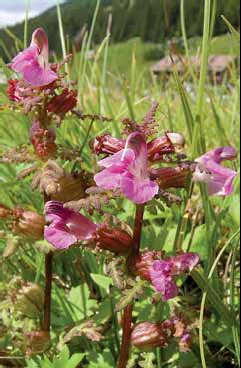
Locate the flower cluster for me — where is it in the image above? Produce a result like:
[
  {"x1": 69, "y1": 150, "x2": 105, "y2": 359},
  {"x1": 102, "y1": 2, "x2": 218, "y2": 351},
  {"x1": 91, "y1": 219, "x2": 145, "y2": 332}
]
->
[{"x1": 8, "y1": 28, "x2": 77, "y2": 161}]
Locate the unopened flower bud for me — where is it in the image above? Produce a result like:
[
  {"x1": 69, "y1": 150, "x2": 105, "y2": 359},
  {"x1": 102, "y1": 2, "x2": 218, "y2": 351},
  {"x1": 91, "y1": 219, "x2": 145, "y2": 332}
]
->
[
  {"x1": 131, "y1": 322, "x2": 169, "y2": 349},
  {"x1": 25, "y1": 330, "x2": 51, "y2": 354},
  {"x1": 30, "y1": 121, "x2": 57, "y2": 160},
  {"x1": 179, "y1": 333, "x2": 191, "y2": 352},
  {"x1": 13, "y1": 282, "x2": 44, "y2": 318},
  {"x1": 167, "y1": 133, "x2": 185, "y2": 147},
  {"x1": 47, "y1": 88, "x2": 77, "y2": 116},
  {"x1": 147, "y1": 134, "x2": 175, "y2": 161},
  {"x1": 128, "y1": 251, "x2": 163, "y2": 280},
  {"x1": 93, "y1": 134, "x2": 125, "y2": 155},
  {"x1": 150, "y1": 166, "x2": 191, "y2": 190},
  {"x1": 7, "y1": 79, "x2": 24, "y2": 103},
  {"x1": 12, "y1": 210, "x2": 45, "y2": 241},
  {"x1": 96, "y1": 224, "x2": 133, "y2": 255},
  {"x1": 51, "y1": 172, "x2": 93, "y2": 203}
]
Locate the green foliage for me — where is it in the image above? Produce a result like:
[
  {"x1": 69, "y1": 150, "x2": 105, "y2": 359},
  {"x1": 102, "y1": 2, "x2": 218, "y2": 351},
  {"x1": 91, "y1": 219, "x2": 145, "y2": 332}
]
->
[
  {"x1": 0, "y1": 3, "x2": 240, "y2": 368},
  {"x1": 26, "y1": 346, "x2": 85, "y2": 368}
]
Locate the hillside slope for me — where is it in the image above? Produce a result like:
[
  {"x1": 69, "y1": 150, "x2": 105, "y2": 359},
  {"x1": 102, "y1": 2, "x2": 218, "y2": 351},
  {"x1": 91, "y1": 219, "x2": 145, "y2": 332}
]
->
[{"x1": 0, "y1": 0, "x2": 240, "y2": 61}]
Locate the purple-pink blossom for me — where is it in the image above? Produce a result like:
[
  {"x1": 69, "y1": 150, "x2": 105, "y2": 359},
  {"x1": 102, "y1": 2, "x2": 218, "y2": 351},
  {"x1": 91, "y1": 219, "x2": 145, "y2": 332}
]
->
[
  {"x1": 193, "y1": 147, "x2": 238, "y2": 196},
  {"x1": 11, "y1": 28, "x2": 57, "y2": 87},
  {"x1": 94, "y1": 132, "x2": 159, "y2": 204},
  {"x1": 44, "y1": 201, "x2": 97, "y2": 249},
  {"x1": 150, "y1": 253, "x2": 200, "y2": 301}
]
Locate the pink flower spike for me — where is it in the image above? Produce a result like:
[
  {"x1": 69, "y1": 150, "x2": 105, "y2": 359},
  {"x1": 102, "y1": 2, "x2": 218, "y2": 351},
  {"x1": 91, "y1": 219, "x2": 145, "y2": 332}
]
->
[
  {"x1": 11, "y1": 28, "x2": 57, "y2": 87},
  {"x1": 94, "y1": 132, "x2": 159, "y2": 204},
  {"x1": 44, "y1": 201, "x2": 97, "y2": 249},
  {"x1": 150, "y1": 253, "x2": 199, "y2": 301},
  {"x1": 193, "y1": 147, "x2": 238, "y2": 196}
]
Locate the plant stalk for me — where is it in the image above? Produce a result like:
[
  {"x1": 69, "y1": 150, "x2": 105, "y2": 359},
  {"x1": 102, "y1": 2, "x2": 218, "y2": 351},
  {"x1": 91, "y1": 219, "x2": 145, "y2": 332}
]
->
[
  {"x1": 43, "y1": 194, "x2": 53, "y2": 333},
  {"x1": 118, "y1": 204, "x2": 145, "y2": 368},
  {"x1": 42, "y1": 251, "x2": 53, "y2": 332}
]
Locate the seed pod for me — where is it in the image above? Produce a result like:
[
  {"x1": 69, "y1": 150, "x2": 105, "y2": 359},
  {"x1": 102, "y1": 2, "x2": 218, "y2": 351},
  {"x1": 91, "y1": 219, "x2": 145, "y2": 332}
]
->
[
  {"x1": 25, "y1": 330, "x2": 51, "y2": 354},
  {"x1": 13, "y1": 282, "x2": 44, "y2": 318},
  {"x1": 131, "y1": 322, "x2": 169, "y2": 349},
  {"x1": 12, "y1": 210, "x2": 45, "y2": 241},
  {"x1": 51, "y1": 172, "x2": 93, "y2": 203},
  {"x1": 96, "y1": 224, "x2": 133, "y2": 255}
]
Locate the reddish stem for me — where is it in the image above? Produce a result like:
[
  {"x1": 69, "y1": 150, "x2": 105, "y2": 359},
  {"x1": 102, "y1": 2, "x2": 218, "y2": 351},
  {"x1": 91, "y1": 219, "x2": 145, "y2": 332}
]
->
[
  {"x1": 133, "y1": 204, "x2": 145, "y2": 255},
  {"x1": 118, "y1": 204, "x2": 145, "y2": 368},
  {"x1": 42, "y1": 252, "x2": 53, "y2": 332},
  {"x1": 42, "y1": 194, "x2": 53, "y2": 333},
  {"x1": 117, "y1": 304, "x2": 134, "y2": 368}
]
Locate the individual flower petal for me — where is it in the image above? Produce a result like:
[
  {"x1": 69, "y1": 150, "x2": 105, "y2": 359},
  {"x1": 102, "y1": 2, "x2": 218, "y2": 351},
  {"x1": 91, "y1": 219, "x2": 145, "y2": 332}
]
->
[
  {"x1": 193, "y1": 147, "x2": 238, "y2": 196},
  {"x1": 197, "y1": 147, "x2": 237, "y2": 165},
  {"x1": 168, "y1": 253, "x2": 200, "y2": 274},
  {"x1": 11, "y1": 28, "x2": 57, "y2": 87},
  {"x1": 44, "y1": 201, "x2": 97, "y2": 249},
  {"x1": 121, "y1": 175, "x2": 159, "y2": 204},
  {"x1": 94, "y1": 132, "x2": 158, "y2": 204}
]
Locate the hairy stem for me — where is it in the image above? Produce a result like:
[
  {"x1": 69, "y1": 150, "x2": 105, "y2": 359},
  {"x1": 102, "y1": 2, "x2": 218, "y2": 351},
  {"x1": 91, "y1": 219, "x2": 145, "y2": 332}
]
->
[
  {"x1": 118, "y1": 204, "x2": 145, "y2": 368},
  {"x1": 42, "y1": 251, "x2": 53, "y2": 332}
]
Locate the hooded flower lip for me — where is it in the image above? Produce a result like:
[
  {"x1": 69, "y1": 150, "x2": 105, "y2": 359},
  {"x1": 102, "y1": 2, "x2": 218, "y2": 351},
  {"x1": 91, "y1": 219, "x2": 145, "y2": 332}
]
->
[
  {"x1": 94, "y1": 132, "x2": 159, "y2": 204},
  {"x1": 150, "y1": 253, "x2": 199, "y2": 301},
  {"x1": 11, "y1": 28, "x2": 58, "y2": 88},
  {"x1": 44, "y1": 201, "x2": 97, "y2": 249},
  {"x1": 193, "y1": 147, "x2": 238, "y2": 196}
]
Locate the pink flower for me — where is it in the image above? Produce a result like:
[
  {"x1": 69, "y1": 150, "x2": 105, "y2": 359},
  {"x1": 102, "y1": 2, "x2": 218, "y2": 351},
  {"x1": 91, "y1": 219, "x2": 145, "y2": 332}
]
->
[
  {"x1": 44, "y1": 201, "x2": 97, "y2": 249},
  {"x1": 193, "y1": 147, "x2": 238, "y2": 196},
  {"x1": 150, "y1": 253, "x2": 199, "y2": 301},
  {"x1": 94, "y1": 132, "x2": 159, "y2": 204},
  {"x1": 11, "y1": 28, "x2": 57, "y2": 87}
]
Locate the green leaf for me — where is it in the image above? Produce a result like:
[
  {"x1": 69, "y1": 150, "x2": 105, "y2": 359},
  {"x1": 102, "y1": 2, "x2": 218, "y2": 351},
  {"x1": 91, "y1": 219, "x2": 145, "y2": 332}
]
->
[
  {"x1": 68, "y1": 284, "x2": 97, "y2": 321},
  {"x1": 192, "y1": 268, "x2": 237, "y2": 327},
  {"x1": 91, "y1": 273, "x2": 113, "y2": 291},
  {"x1": 221, "y1": 15, "x2": 240, "y2": 44}
]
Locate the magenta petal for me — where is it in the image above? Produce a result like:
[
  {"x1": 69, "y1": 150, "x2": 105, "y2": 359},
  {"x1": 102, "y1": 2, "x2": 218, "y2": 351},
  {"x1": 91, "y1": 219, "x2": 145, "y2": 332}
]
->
[
  {"x1": 150, "y1": 263, "x2": 179, "y2": 301},
  {"x1": 44, "y1": 201, "x2": 97, "y2": 249},
  {"x1": 197, "y1": 147, "x2": 237, "y2": 164},
  {"x1": 94, "y1": 165, "x2": 127, "y2": 190},
  {"x1": 10, "y1": 29, "x2": 58, "y2": 87},
  {"x1": 98, "y1": 149, "x2": 135, "y2": 168},
  {"x1": 194, "y1": 146, "x2": 238, "y2": 197},
  {"x1": 44, "y1": 223, "x2": 78, "y2": 249},
  {"x1": 121, "y1": 175, "x2": 159, "y2": 204},
  {"x1": 169, "y1": 253, "x2": 200, "y2": 274},
  {"x1": 22, "y1": 60, "x2": 57, "y2": 87},
  {"x1": 11, "y1": 46, "x2": 38, "y2": 73}
]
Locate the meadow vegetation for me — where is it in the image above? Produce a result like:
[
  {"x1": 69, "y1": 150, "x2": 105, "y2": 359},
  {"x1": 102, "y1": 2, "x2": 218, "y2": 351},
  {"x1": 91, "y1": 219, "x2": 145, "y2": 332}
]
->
[{"x1": 0, "y1": 1, "x2": 240, "y2": 368}]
